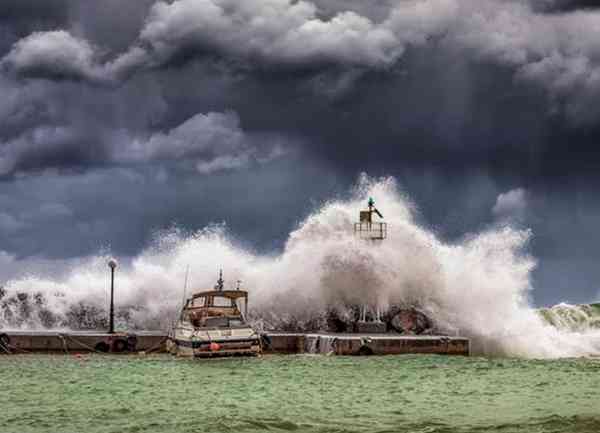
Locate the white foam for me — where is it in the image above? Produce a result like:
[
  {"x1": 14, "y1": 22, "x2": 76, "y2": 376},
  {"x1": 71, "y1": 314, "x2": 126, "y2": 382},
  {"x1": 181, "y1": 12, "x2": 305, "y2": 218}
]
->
[{"x1": 2, "y1": 174, "x2": 600, "y2": 358}]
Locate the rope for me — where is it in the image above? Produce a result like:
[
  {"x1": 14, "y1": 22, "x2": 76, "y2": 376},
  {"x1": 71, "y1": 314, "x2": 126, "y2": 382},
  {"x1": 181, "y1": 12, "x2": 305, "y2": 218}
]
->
[
  {"x1": 0, "y1": 334, "x2": 11, "y2": 354},
  {"x1": 259, "y1": 333, "x2": 273, "y2": 352},
  {"x1": 6, "y1": 344, "x2": 33, "y2": 354},
  {"x1": 143, "y1": 337, "x2": 168, "y2": 354},
  {"x1": 64, "y1": 333, "x2": 168, "y2": 354},
  {"x1": 0, "y1": 341, "x2": 11, "y2": 355},
  {"x1": 62, "y1": 334, "x2": 108, "y2": 354},
  {"x1": 57, "y1": 334, "x2": 69, "y2": 354}
]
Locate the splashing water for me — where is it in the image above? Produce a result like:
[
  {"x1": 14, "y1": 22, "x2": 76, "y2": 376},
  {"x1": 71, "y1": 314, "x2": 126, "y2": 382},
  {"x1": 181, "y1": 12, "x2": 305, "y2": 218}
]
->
[
  {"x1": 539, "y1": 303, "x2": 600, "y2": 332},
  {"x1": 2, "y1": 175, "x2": 600, "y2": 358}
]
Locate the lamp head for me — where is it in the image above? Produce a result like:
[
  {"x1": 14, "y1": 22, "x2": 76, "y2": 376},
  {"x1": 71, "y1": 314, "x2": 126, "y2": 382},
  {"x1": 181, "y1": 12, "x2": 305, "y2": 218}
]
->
[{"x1": 108, "y1": 258, "x2": 118, "y2": 270}]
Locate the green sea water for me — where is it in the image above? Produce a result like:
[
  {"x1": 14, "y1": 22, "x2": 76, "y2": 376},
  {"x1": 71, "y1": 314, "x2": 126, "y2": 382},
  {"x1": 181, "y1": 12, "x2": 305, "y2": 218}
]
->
[{"x1": 1, "y1": 354, "x2": 599, "y2": 433}]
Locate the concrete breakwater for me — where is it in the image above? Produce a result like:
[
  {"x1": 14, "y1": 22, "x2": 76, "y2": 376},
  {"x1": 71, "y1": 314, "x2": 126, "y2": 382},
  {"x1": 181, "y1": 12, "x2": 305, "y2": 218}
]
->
[
  {"x1": 265, "y1": 333, "x2": 469, "y2": 356},
  {"x1": 0, "y1": 331, "x2": 167, "y2": 354},
  {"x1": 1, "y1": 331, "x2": 469, "y2": 356}
]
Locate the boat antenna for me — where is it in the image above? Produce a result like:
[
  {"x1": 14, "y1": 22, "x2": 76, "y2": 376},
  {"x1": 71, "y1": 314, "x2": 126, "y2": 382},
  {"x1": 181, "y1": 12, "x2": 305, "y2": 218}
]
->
[
  {"x1": 177, "y1": 265, "x2": 190, "y2": 321},
  {"x1": 169, "y1": 265, "x2": 190, "y2": 330},
  {"x1": 181, "y1": 265, "x2": 190, "y2": 305},
  {"x1": 236, "y1": 280, "x2": 241, "y2": 291},
  {"x1": 215, "y1": 269, "x2": 224, "y2": 291}
]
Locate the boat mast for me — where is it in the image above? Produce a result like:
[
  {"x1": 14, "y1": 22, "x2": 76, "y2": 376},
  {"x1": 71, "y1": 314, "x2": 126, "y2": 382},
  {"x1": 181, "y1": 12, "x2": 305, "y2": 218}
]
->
[{"x1": 215, "y1": 269, "x2": 224, "y2": 291}]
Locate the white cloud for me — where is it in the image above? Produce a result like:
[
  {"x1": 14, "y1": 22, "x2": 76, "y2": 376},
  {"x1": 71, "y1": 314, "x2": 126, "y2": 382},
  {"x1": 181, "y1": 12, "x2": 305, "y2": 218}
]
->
[{"x1": 492, "y1": 188, "x2": 528, "y2": 222}]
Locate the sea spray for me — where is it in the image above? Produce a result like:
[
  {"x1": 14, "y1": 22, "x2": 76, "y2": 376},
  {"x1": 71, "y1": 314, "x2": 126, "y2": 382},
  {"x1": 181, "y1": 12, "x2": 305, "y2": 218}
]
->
[{"x1": 2, "y1": 175, "x2": 600, "y2": 358}]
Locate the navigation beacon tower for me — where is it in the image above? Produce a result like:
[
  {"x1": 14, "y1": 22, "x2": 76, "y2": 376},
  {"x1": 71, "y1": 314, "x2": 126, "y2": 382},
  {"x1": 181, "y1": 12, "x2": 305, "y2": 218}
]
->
[{"x1": 353, "y1": 197, "x2": 387, "y2": 333}]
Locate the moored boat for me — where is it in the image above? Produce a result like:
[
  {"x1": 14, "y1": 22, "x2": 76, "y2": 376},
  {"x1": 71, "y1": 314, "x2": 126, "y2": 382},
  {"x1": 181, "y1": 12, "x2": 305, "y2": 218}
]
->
[{"x1": 167, "y1": 271, "x2": 261, "y2": 357}]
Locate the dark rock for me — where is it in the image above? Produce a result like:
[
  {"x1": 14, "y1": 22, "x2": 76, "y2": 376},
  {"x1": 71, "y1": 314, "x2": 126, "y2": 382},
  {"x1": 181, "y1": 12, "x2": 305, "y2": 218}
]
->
[
  {"x1": 261, "y1": 304, "x2": 437, "y2": 335},
  {"x1": 326, "y1": 308, "x2": 351, "y2": 333},
  {"x1": 33, "y1": 292, "x2": 44, "y2": 306},
  {"x1": 65, "y1": 303, "x2": 107, "y2": 329},
  {"x1": 387, "y1": 307, "x2": 433, "y2": 335},
  {"x1": 38, "y1": 309, "x2": 57, "y2": 328}
]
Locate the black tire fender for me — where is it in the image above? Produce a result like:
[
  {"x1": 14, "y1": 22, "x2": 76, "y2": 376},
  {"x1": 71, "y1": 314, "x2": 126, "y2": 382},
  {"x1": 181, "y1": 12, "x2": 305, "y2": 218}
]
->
[
  {"x1": 112, "y1": 339, "x2": 127, "y2": 353},
  {"x1": 357, "y1": 345, "x2": 374, "y2": 356},
  {"x1": 0, "y1": 333, "x2": 10, "y2": 348},
  {"x1": 260, "y1": 334, "x2": 272, "y2": 349},
  {"x1": 95, "y1": 342, "x2": 110, "y2": 353},
  {"x1": 126, "y1": 334, "x2": 138, "y2": 351}
]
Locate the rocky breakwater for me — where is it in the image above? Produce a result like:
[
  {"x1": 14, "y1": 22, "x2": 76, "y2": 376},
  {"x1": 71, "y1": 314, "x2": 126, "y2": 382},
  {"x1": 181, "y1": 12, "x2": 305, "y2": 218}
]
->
[{"x1": 255, "y1": 304, "x2": 440, "y2": 335}]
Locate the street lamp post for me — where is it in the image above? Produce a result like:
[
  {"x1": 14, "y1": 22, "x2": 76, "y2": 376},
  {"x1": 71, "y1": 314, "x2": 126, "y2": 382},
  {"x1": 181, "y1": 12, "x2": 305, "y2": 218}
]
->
[{"x1": 108, "y1": 259, "x2": 117, "y2": 334}]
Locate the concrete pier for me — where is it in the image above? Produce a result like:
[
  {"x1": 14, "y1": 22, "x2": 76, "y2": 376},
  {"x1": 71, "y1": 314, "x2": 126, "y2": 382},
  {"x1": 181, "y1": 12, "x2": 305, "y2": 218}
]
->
[
  {"x1": 1, "y1": 331, "x2": 469, "y2": 356},
  {"x1": 262, "y1": 333, "x2": 469, "y2": 356},
  {"x1": 1, "y1": 331, "x2": 166, "y2": 354}
]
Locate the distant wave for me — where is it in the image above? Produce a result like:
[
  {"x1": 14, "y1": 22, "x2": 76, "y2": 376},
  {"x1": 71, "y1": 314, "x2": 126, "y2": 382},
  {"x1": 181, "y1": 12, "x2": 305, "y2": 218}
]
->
[{"x1": 539, "y1": 303, "x2": 600, "y2": 333}]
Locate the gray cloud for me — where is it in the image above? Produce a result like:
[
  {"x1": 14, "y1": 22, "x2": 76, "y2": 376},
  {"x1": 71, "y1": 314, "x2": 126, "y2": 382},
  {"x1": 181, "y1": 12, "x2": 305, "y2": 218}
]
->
[
  {"x1": 0, "y1": 123, "x2": 107, "y2": 177},
  {"x1": 114, "y1": 111, "x2": 289, "y2": 173},
  {"x1": 39, "y1": 202, "x2": 73, "y2": 219},
  {"x1": 0, "y1": 49, "x2": 294, "y2": 178},
  {"x1": 2, "y1": 30, "x2": 107, "y2": 83},
  {"x1": 0, "y1": 211, "x2": 24, "y2": 233},
  {"x1": 2, "y1": 0, "x2": 453, "y2": 75},
  {"x1": 4, "y1": 0, "x2": 600, "y2": 123}
]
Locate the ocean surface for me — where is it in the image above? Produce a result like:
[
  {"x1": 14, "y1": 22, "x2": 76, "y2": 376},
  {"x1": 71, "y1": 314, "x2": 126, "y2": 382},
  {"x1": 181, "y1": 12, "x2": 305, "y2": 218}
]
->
[{"x1": 1, "y1": 354, "x2": 599, "y2": 433}]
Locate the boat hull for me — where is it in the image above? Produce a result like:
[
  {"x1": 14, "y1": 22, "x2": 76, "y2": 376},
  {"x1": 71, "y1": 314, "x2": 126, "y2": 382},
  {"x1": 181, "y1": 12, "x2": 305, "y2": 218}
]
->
[
  {"x1": 167, "y1": 323, "x2": 262, "y2": 358},
  {"x1": 169, "y1": 337, "x2": 261, "y2": 357}
]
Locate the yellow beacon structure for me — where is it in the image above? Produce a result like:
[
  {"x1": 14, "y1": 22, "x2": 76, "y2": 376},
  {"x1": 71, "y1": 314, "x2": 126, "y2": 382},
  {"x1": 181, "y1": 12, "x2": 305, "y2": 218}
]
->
[{"x1": 354, "y1": 198, "x2": 387, "y2": 332}]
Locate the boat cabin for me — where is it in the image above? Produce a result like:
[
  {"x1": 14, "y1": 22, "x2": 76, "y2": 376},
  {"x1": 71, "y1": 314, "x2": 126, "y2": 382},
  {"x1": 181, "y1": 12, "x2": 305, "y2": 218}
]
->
[{"x1": 182, "y1": 289, "x2": 249, "y2": 329}]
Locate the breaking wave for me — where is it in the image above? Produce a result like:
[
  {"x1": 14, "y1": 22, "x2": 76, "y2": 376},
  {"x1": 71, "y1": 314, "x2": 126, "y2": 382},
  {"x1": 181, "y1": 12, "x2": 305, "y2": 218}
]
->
[
  {"x1": 2, "y1": 175, "x2": 600, "y2": 358},
  {"x1": 539, "y1": 303, "x2": 600, "y2": 333}
]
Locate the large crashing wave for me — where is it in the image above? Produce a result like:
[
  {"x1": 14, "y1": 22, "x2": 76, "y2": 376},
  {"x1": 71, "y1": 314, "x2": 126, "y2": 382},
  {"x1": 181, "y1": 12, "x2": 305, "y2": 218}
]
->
[{"x1": 2, "y1": 175, "x2": 600, "y2": 358}]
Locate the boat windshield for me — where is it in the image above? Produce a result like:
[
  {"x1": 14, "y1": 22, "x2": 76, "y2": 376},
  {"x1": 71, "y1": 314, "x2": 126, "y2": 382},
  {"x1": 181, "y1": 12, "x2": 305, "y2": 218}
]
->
[{"x1": 212, "y1": 297, "x2": 233, "y2": 307}]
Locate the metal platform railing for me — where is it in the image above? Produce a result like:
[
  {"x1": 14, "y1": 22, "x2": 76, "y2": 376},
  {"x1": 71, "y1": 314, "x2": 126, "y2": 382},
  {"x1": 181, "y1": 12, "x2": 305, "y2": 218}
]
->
[{"x1": 353, "y1": 222, "x2": 387, "y2": 240}]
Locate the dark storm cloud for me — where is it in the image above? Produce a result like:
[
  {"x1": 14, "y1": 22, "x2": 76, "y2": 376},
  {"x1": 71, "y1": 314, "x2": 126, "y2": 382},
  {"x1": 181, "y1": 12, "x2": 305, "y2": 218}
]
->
[
  {"x1": 0, "y1": 0, "x2": 69, "y2": 31},
  {"x1": 4, "y1": 0, "x2": 600, "y2": 125},
  {"x1": 2, "y1": 0, "x2": 600, "y2": 305},
  {"x1": 67, "y1": 0, "x2": 157, "y2": 52},
  {"x1": 0, "y1": 100, "x2": 290, "y2": 177},
  {"x1": 0, "y1": 157, "x2": 342, "y2": 258},
  {"x1": 0, "y1": 57, "x2": 290, "y2": 177},
  {"x1": 540, "y1": 1, "x2": 600, "y2": 12}
]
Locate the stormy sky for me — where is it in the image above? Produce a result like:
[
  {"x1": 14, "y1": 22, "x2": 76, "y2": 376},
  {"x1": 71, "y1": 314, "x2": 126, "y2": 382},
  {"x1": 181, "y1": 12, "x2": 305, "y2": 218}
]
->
[{"x1": 1, "y1": 0, "x2": 600, "y2": 306}]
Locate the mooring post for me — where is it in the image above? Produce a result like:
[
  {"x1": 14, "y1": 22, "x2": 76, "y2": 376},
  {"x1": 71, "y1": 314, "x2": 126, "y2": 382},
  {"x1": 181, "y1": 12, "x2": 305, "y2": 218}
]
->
[{"x1": 108, "y1": 259, "x2": 117, "y2": 334}]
